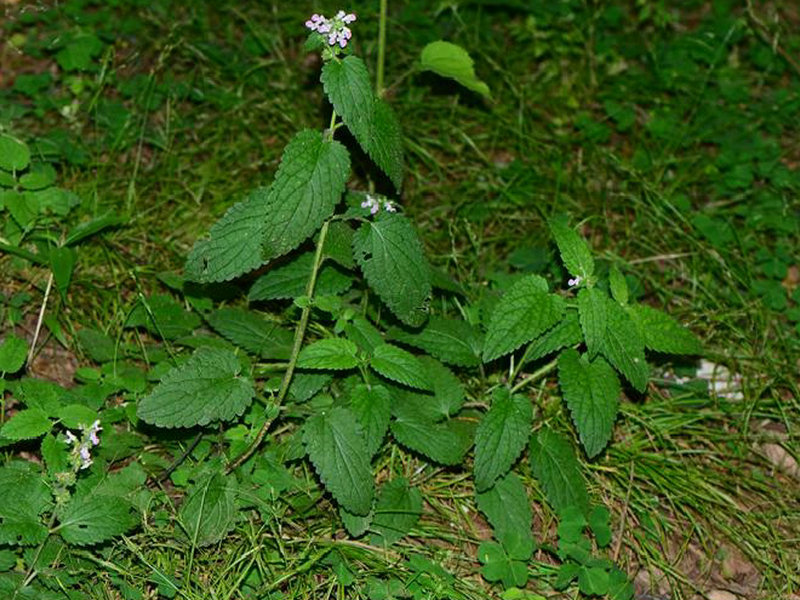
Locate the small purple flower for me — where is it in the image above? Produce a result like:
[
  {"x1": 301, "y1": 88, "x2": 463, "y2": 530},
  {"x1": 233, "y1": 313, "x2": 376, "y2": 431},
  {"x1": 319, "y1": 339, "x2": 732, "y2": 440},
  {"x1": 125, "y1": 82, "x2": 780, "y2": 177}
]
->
[
  {"x1": 65, "y1": 431, "x2": 78, "y2": 445},
  {"x1": 305, "y1": 10, "x2": 357, "y2": 48},
  {"x1": 78, "y1": 445, "x2": 92, "y2": 469},
  {"x1": 383, "y1": 201, "x2": 396, "y2": 213},
  {"x1": 88, "y1": 420, "x2": 102, "y2": 446},
  {"x1": 568, "y1": 276, "x2": 583, "y2": 287},
  {"x1": 305, "y1": 13, "x2": 325, "y2": 31}
]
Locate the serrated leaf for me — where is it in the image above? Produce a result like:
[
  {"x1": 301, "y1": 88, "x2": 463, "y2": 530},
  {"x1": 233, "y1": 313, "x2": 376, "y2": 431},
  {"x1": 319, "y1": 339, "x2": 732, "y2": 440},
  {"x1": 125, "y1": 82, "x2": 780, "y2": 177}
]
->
[
  {"x1": 420, "y1": 41, "x2": 491, "y2": 98},
  {"x1": 370, "y1": 343, "x2": 431, "y2": 390},
  {"x1": 549, "y1": 216, "x2": 594, "y2": 281},
  {"x1": 344, "y1": 316, "x2": 384, "y2": 353},
  {"x1": 371, "y1": 478, "x2": 422, "y2": 546},
  {"x1": 137, "y1": 347, "x2": 255, "y2": 428},
  {"x1": 262, "y1": 130, "x2": 350, "y2": 260},
  {"x1": 476, "y1": 473, "x2": 533, "y2": 559},
  {"x1": 390, "y1": 416, "x2": 473, "y2": 465},
  {"x1": 600, "y1": 298, "x2": 649, "y2": 392},
  {"x1": 340, "y1": 505, "x2": 372, "y2": 537},
  {"x1": 297, "y1": 338, "x2": 359, "y2": 370},
  {"x1": 523, "y1": 311, "x2": 583, "y2": 364},
  {"x1": 288, "y1": 372, "x2": 332, "y2": 403},
  {"x1": 418, "y1": 356, "x2": 464, "y2": 418},
  {"x1": 0, "y1": 334, "x2": 28, "y2": 373},
  {"x1": 179, "y1": 472, "x2": 236, "y2": 546},
  {"x1": 558, "y1": 349, "x2": 620, "y2": 458},
  {"x1": 323, "y1": 220, "x2": 355, "y2": 268},
  {"x1": 353, "y1": 213, "x2": 430, "y2": 327},
  {"x1": 321, "y1": 56, "x2": 404, "y2": 190},
  {"x1": 0, "y1": 466, "x2": 50, "y2": 545},
  {"x1": 126, "y1": 293, "x2": 201, "y2": 340},
  {"x1": 303, "y1": 407, "x2": 374, "y2": 515},
  {"x1": 185, "y1": 187, "x2": 271, "y2": 283},
  {"x1": 577, "y1": 287, "x2": 606, "y2": 358},
  {"x1": 483, "y1": 275, "x2": 565, "y2": 362},
  {"x1": 474, "y1": 389, "x2": 532, "y2": 491},
  {"x1": 248, "y1": 251, "x2": 352, "y2": 301},
  {"x1": 41, "y1": 434, "x2": 68, "y2": 476},
  {"x1": 76, "y1": 328, "x2": 115, "y2": 363},
  {"x1": 58, "y1": 494, "x2": 137, "y2": 546},
  {"x1": 207, "y1": 308, "x2": 293, "y2": 359},
  {"x1": 0, "y1": 409, "x2": 52, "y2": 440},
  {"x1": 608, "y1": 266, "x2": 628, "y2": 305},
  {"x1": 529, "y1": 427, "x2": 589, "y2": 515},
  {"x1": 627, "y1": 304, "x2": 702, "y2": 355},
  {"x1": 349, "y1": 383, "x2": 391, "y2": 457},
  {"x1": 0, "y1": 135, "x2": 30, "y2": 171},
  {"x1": 387, "y1": 317, "x2": 483, "y2": 367}
]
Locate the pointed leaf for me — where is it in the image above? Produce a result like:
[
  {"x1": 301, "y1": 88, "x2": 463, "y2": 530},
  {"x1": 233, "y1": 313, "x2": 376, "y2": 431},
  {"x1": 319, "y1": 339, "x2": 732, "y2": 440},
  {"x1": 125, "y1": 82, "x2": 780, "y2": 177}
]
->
[
  {"x1": 58, "y1": 494, "x2": 137, "y2": 546},
  {"x1": 600, "y1": 297, "x2": 649, "y2": 392},
  {"x1": 0, "y1": 334, "x2": 28, "y2": 373},
  {"x1": 353, "y1": 213, "x2": 430, "y2": 327},
  {"x1": 483, "y1": 275, "x2": 565, "y2": 362},
  {"x1": 207, "y1": 308, "x2": 293, "y2": 359},
  {"x1": 627, "y1": 304, "x2": 702, "y2": 355},
  {"x1": 577, "y1": 287, "x2": 606, "y2": 358},
  {"x1": 608, "y1": 266, "x2": 629, "y2": 305},
  {"x1": 390, "y1": 416, "x2": 473, "y2": 466},
  {"x1": 349, "y1": 383, "x2": 391, "y2": 457},
  {"x1": 137, "y1": 347, "x2": 255, "y2": 428},
  {"x1": 549, "y1": 216, "x2": 594, "y2": 281},
  {"x1": 262, "y1": 130, "x2": 350, "y2": 259},
  {"x1": 558, "y1": 349, "x2": 620, "y2": 458},
  {"x1": 474, "y1": 389, "x2": 532, "y2": 491},
  {"x1": 185, "y1": 187, "x2": 271, "y2": 283},
  {"x1": 303, "y1": 407, "x2": 374, "y2": 515},
  {"x1": 0, "y1": 135, "x2": 30, "y2": 171},
  {"x1": 0, "y1": 409, "x2": 52, "y2": 440},
  {"x1": 0, "y1": 466, "x2": 51, "y2": 546},
  {"x1": 179, "y1": 472, "x2": 236, "y2": 546},
  {"x1": 247, "y1": 251, "x2": 352, "y2": 301},
  {"x1": 529, "y1": 427, "x2": 589, "y2": 514},
  {"x1": 387, "y1": 316, "x2": 483, "y2": 367},
  {"x1": 419, "y1": 41, "x2": 491, "y2": 98},
  {"x1": 523, "y1": 311, "x2": 582, "y2": 364},
  {"x1": 370, "y1": 343, "x2": 431, "y2": 390},
  {"x1": 297, "y1": 338, "x2": 359, "y2": 370},
  {"x1": 371, "y1": 478, "x2": 422, "y2": 546}
]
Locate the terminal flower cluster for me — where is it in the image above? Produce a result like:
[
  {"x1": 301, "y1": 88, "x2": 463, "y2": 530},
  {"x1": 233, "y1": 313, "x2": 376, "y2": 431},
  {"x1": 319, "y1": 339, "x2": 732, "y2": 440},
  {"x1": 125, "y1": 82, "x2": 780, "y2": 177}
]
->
[
  {"x1": 305, "y1": 11, "x2": 356, "y2": 48},
  {"x1": 64, "y1": 419, "x2": 102, "y2": 470},
  {"x1": 361, "y1": 193, "x2": 397, "y2": 215}
]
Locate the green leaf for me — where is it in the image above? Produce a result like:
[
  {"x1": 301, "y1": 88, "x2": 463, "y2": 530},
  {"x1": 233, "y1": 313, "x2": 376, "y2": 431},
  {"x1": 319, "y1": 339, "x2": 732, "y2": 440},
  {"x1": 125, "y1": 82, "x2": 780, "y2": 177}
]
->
[
  {"x1": 262, "y1": 130, "x2": 350, "y2": 260},
  {"x1": 0, "y1": 334, "x2": 28, "y2": 373},
  {"x1": 549, "y1": 216, "x2": 594, "y2": 282},
  {"x1": 419, "y1": 356, "x2": 464, "y2": 418},
  {"x1": 179, "y1": 472, "x2": 236, "y2": 546},
  {"x1": 349, "y1": 383, "x2": 391, "y2": 457},
  {"x1": 608, "y1": 567, "x2": 634, "y2": 600},
  {"x1": 352, "y1": 213, "x2": 430, "y2": 327},
  {"x1": 608, "y1": 266, "x2": 629, "y2": 305},
  {"x1": 55, "y1": 404, "x2": 99, "y2": 429},
  {"x1": 49, "y1": 246, "x2": 76, "y2": 300},
  {"x1": 19, "y1": 163, "x2": 55, "y2": 190},
  {"x1": 588, "y1": 505, "x2": 612, "y2": 548},
  {"x1": 577, "y1": 287, "x2": 606, "y2": 358},
  {"x1": 558, "y1": 349, "x2": 620, "y2": 458},
  {"x1": 600, "y1": 298, "x2": 649, "y2": 392},
  {"x1": 0, "y1": 135, "x2": 30, "y2": 172},
  {"x1": 340, "y1": 505, "x2": 372, "y2": 538},
  {"x1": 137, "y1": 347, "x2": 255, "y2": 428},
  {"x1": 343, "y1": 316, "x2": 384, "y2": 353},
  {"x1": 0, "y1": 465, "x2": 50, "y2": 546},
  {"x1": 58, "y1": 494, "x2": 137, "y2": 546},
  {"x1": 321, "y1": 56, "x2": 404, "y2": 190},
  {"x1": 5, "y1": 191, "x2": 38, "y2": 229},
  {"x1": 627, "y1": 304, "x2": 702, "y2": 355},
  {"x1": 185, "y1": 187, "x2": 271, "y2": 283},
  {"x1": 523, "y1": 311, "x2": 583, "y2": 364},
  {"x1": 474, "y1": 389, "x2": 532, "y2": 491},
  {"x1": 369, "y1": 343, "x2": 431, "y2": 390},
  {"x1": 529, "y1": 427, "x2": 589, "y2": 514},
  {"x1": 478, "y1": 542, "x2": 528, "y2": 589},
  {"x1": 419, "y1": 41, "x2": 491, "y2": 99},
  {"x1": 475, "y1": 473, "x2": 533, "y2": 559},
  {"x1": 303, "y1": 407, "x2": 374, "y2": 516},
  {"x1": 207, "y1": 308, "x2": 293, "y2": 359},
  {"x1": 390, "y1": 416, "x2": 473, "y2": 466},
  {"x1": 483, "y1": 275, "x2": 565, "y2": 362},
  {"x1": 297, "y1": 338, "x2": 359, "y2": 370},
  {"x1": 65, "y1": 214, "x2": 125, "y2": 246},
  {"x1": 323, "y1": 220, "x2": 355, "y2": 268},
  {"x1": 370, "y1": 478, "x2": 422, "y2": 546},
  {"x1": 126, "y1": 293, "x2": 201, "y2": 340},
  {"x1": 55, "y1": 34, "x2": 103, "y2": 71},
  {"x1": 387, "y1": 317, "x2": 483, "y2": 367},
  {"x1": 41, "y1": 434, "x2": 68, "y2": 476},
  {"x1": 76, "y1": 328, "x2": 115, "y2": 363},
  {"x1": 0, "y1": 409, "x2": 51, "y2": 440},
  {"x1": 578, "y1": 566, "x2": 610, "y2": 596},
  {"x1": 248, "y1": 251, "x2": 352, "y2": 301}
]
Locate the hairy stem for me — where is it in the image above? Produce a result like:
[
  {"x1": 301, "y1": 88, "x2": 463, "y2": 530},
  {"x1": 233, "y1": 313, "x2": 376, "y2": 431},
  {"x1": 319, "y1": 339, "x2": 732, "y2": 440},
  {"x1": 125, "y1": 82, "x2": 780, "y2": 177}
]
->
[
  {"x1": 509, "y1": 358, "x2": 558, "y2": 394},
  {"x1": 226, "y1": 220, "x2": 331, "y2": 473},
  {"x1": 376, "y1": 0, "x2": 388, "y2": 96}
]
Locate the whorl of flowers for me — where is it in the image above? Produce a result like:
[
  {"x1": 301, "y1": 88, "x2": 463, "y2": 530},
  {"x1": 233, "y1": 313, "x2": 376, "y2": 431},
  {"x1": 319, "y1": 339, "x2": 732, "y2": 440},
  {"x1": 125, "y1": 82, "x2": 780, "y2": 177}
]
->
[
  {"x1": 305, "y1": 10, "x2": 356, "y2": 48},
  {"x1": 361, "y1": 193, "x2": 397, "y2": 215},
  {"x1": 64, "y1": 419, "x2": 102, "y2": 470}
]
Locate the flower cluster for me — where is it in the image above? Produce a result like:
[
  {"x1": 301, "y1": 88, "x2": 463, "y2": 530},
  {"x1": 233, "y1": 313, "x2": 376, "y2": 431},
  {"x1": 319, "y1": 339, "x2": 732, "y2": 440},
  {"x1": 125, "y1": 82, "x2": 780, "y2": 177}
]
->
[
  {"x1": 64, "y1": 419, "x2": 102, "y2": 470},
  {"x1": 568, "y1": 276, "x2": 583, "y2": 287},
  {"x1": 361, "y1": 193, "x2": 397, "y2": 215},
  {"x1": 305, "y1": 11, "x2": 356, "y2": 48}
]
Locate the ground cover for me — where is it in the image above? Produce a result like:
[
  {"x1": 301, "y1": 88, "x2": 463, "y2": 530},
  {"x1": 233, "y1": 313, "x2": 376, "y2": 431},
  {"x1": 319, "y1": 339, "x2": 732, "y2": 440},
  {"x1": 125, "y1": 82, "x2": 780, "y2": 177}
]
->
[{"x1": 0, "y1": 1, "x2": 798, "y2": 599}]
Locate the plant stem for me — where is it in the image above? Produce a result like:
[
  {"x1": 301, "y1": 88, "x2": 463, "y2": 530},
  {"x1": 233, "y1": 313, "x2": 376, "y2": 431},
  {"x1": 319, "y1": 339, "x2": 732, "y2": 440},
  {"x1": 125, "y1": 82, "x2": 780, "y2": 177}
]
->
[
  {"x1": 509, "y1": 358, "x2": 558, "y2": 394},
  {"x1": 376, "y1": 0, "x2": 388, "y2": 97},
  {"x1": 226, "y1": 220, "x2": 331, "y2": 473}
]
